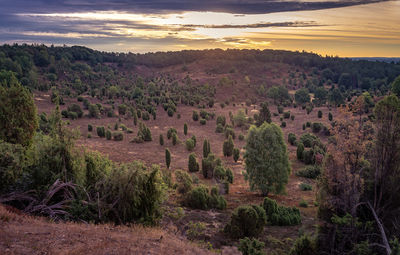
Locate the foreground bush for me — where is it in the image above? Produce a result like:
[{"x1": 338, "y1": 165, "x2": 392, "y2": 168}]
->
[
  {"x1": 262, "y1": 197, "x2": 301, "y2": 226},
  {"x1": 96, "y1": 162, "x2": 165, "y2": 225},
  {"x1": 238, "y1": 237, "x2": 266, "y2": 255},
  {"x1": 289, "y1": 234, "x2": 317, "y2": 255},
  {"x1": 224, "y1": 204, "x2": 266, "y2": 238}
]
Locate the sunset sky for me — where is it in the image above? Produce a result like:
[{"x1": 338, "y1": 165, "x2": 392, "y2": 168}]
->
[{"x1": 0, "y1": 0, "x2": 399, "y2": 57}]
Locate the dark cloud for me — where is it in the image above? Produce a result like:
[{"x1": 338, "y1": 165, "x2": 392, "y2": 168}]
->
[{"x1": 0, "y1": 0, "x2": 388, "y2": 14}]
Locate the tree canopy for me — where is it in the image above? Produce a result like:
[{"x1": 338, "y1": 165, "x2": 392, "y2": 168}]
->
[{"x1": 244, "y1": 122, "x2": 291, "y2": 195}]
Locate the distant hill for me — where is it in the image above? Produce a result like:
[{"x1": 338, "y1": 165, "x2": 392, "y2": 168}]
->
[{"x1": 351, "y1": 57, "x2": 400, "y2": 63}]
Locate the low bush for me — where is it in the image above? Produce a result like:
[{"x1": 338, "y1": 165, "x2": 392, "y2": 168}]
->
[
  {"x1": 262, "y1": 197, "x2": 301, "y2": 226},
  {"x1": 299, "y1": 199, "x2": 308, "y2": 208},
  {"x1": 296, "y1": 165, "x2": 321, "y2": 179},
  {"x1": 289, "y1": 234, "x2": 317, "y2": 255},
  {"x1": 185, "y1": 138, "x2": 195, "y2": 151},
  {"x1": 224, "y1": 205, "x2": 267, "y2": 238},
  {"x1": 175, "y1": 170, "x2": 193, "y2": 194},
  {"x1": 239, "y1": 134, "x2": 245, "y2": 141},
  {"x1": 238, "y1": 237, "x2": 266, "y2": 255},
  {"x1": 216, "y1": 122, "x2": 224, "y2": 133},
  {"x1": 188, "y1": 153, "x2": 199, "y2": 172},
  {"x1": 96, "y1": 126, "x2": 105, "y2": 137},
  {"x1": 113, "y1": 131, "x2": 123, "y2": 141},
  {"x1": 184, "y1": 185, "x2": 226, "y2": 210},
  {"x1": 288, "y1": 133, "x2": 297, "y2": 145},
  {"x1": 106, "y1": 130, "x2": 112, "y2": 140},
  {"x1": 200, "y1": 119, "x2": 207, "y2": 125},
  {"x1": 299, "y1": 183, "x2": 312, "y2": 191},
  {"x1": 192, "y1": 111, "x2": 199, "y2": 121},
  {"x1": 88, "y1": 124, "x2": 93, "y2": 132},
  {"x1": 202, "y1": 153, "x2": 222, "y2": 179},
  {"x1": 233, "y1": 148, "x2": 240, "y2": 162}
]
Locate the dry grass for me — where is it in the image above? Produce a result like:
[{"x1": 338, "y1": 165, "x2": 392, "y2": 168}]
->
[{"x1": 0, "y1": 205, "x2": 214, "y2": 255}]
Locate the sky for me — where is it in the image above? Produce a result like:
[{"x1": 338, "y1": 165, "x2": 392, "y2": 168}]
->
[{"x1": 0, "y1": 0, "x2": 399, "y2": 57}]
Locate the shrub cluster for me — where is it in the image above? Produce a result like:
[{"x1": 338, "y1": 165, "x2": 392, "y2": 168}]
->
[
  {"x1": 184, "y1": 185, "x2": 226, "y2": 210},
  {"x1": 262, "y1": 197, "x2": 301, "y2": 226},
  {"x1": 296, "y1": 165, "x2": 321, "y2": 179}
]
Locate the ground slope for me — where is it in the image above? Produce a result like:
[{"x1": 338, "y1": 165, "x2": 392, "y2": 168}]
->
[{"x1": 0, "y1": 205, "x2": 214, "y2": 255}]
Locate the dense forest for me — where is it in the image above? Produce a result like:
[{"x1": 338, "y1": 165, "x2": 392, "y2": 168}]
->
[{"x1": 1, "y1": 44, "x2": 400, "y2": 255}]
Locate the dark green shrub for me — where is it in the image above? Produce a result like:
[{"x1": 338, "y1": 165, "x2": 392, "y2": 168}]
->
[
  {"x1": 226, "y1": 168, "x2": 234, "y2": 184},
  {"x1": 106, "y1": 130, "x2": 112, "y2": 140},
  {"x1": 97, "y1": 162, "x2": 164, "y2": 225},
  {"x1": 296, "y1": 165, "x2": 321, "y2": 179},
  {"x1": 0, "y1": 142, "x2": 27, "y2": 193},
  {"x1": 277, "y1": 105, "x2": 284, "y2": 114},
  {"x1": 97, "y1": 126, "x2": 105, "y2": 137},
  {"x1": 172, "y1": 133, "x2": 179, "y2": 145},
  {"x1": 188, "y1": 153, "x2": 199, "y2": 172},
  {"x1": 224, "y1": 127, "x2": 236, "y2": 139},
  {"x1": 216, "y1": 123, "x2": 224, "y2": 133},
  {"x1": 217, "y1": 115, "x2": 226, "y2": 126},
  {"x1": 88, "y1": 104, "x2": 100, "y2": 118},
  {"x1": 283, "y1": 111, "x2": 291, "y2": 119},
  {"x1": 61, "y1": 109, "x2": 69, "y2": 118},
  {"x1": 296, "y1": 142, "x2": 304, "y2": 161},
  {"x1": 113, "y1": 131, "x2": 123, "y2": 141},
  {"x1": 185, "y1": 186, "x2": 209, "y2": 210},
  {"x1": 306, "y1": 122, "x2": 311, "y2": 128},
  {"x1": 299, "y1": 199, "x2": 308, "y2": 208},
  {"x1": 288, "y1": 133, "x2": 296, "y2": 145},
  {"x1": 224, "y1": 205, "x2": 267, "y2": 238},
  {"x1": 68, "y1": 104, "x2": 83, "y2": 118},
  {"x1": 175, "y1": 170, "x2": 192, "y2": 194},
  {"x1": 159, "y1": 134, "x2": 164, "y2": 146},
  {"x1": 223, "y1": 135, "x2": 234, "y2": 157},
  {"x1": 118, "y1": 104, "x2": 127, "y2": 115},
  {"x1": 114, "y1": 122, "x2": 119, "y2": 130},
  {"x1": 167, "y1": 108, "x2": 174, "y2": 117},
  {"x1": 328, "y1": 112, "x2": 333, "y2": 121},
  {"x1": 185, "y1": 138, "x2": 195, "y2": 151},
  {"x1": 302, "y1": 149, "x2": 314, "y2": 165},
  {"x1": 281, "y1": 121, "x2": 286, "y2": 128},
  {"x1": 239, "y1": 134, "x2": 245, "y2": 141},
  {"x1": 184, "y1": 123, "x2": 188, "y2": 135},
  {"x1": 214, "y1": 166, "x2": 226, "y2": 181},
  {"x1": 167, "y1": 128, "x2": 177, "y2": 139},
  {"x1": 289, "y1": 234, "x2": 317, "y2": 255},
  {"x1": 262, "y1": 197, "x2": 301, "y2": 226},
  {"x1": 202, "y1": 153, "x2": 222, "y2": 179},
  {"x1": 165, "y1": 148, "x2": 171, "y2": 169},
  {"x1": 68, "y1": 111, "x2": 78, "y2": 120},
  {"x1": 203, "y1": 139, "x2": 211, "y2": 158},
  {"x1": 192, "y1": 111, "x2": 199, "y2": 121},
  {"x1": 238, "y1": 237, "x2": 265, "y2": 255},
  {"x1": 317, "y1": 110, "x2": 322, "y2": 118},
  {"x1": 142, "y1": 111, "x2": 150, "y2": 120},
  {"x1": 209, "y1": 187, "x2": 227, "y2": 210},
  {"x1": 311, "y1": 122, "x2": 322, "y2": 133},
  {"x1": 200, "y1": 119, "x2": 206, "y2": 125},
  {"x1": 137, "y1": 122, "x2": 152, "y2": 141},
  {"x1": 299, "y1": 133, "x2": 318, "y2": 148},
  {"x1": 299, "y1": 183, "x2": 312, "y2": 191},
  {"x1": 233, "y1": 148, "x2": 240, "y2": 162},
  {"x1": 88, "y1": 124, "x2": 93, "y2": 132},
  {"x1": 191, "y1": 135, "x2": 196, "y2": 147},
  {"x1": 302, "y1": 124, "x2": 306, "y2": 130}
]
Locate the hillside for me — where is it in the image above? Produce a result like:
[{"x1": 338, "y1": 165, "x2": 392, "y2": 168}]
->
[
  {"x1": 0, "y1": 205, "x2": 217, "y2": 255},
  {"x1": 1, "y1": 45, "x2": 400, "y2": 254}
]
